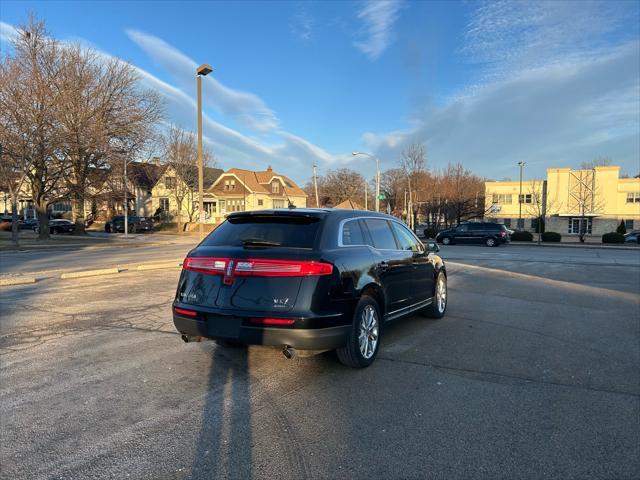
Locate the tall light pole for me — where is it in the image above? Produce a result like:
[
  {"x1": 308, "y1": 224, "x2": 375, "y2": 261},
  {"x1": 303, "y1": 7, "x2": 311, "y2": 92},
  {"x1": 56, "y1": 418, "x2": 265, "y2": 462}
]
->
[
  {"x1": 196, "y1": 64, "x2": 213, "y2": 239},
  {"x1": 312, "y1": 162, "x2": 320, "y2": 208},
  {"x1": 518, "y1": 161, "x2": 526, "y2": 229},
  {"x1": 352, "y1": 151, "x2": 380, "y2": 212}
]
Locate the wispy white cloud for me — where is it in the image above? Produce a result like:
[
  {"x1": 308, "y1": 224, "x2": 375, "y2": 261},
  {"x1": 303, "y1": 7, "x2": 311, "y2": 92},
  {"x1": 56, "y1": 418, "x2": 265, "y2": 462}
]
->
[
  {"x1": 363, "y1": 40, "x2": 640, "y2": 177},
  {"x1": 0, "y1": 21, "x2": 19, "y2": 43},
  {"x1": 126, "y1": 29, "x2": 280, "y2": 133},
  {"x1": 353, "y1": 0, "x2": 403, "y2": 60},
  {"x1": 290, "y1": 3, "x2": 315, "y2": 43}
]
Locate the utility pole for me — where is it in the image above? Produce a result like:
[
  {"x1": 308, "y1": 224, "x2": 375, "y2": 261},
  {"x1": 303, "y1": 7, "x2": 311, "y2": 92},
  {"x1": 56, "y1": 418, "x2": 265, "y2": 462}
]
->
[
  {"x1": 518, "y1": 161, "x2": 526, "y2": 229},
  {"x1": 312, "y1": 162, "x2": 319, "y2": 208},
  {"x1": 196, "y1": 64, "x2": 213, "y2": 239},
  {"x1": 123, "y1": 158, "x2": 128, "y2": 238},
  {"x1": 364, "y1": 181, "x2": 368, "y2": 210},
  {"x1": 352, "y1": 152, "x2": 380, "y2": 212}
]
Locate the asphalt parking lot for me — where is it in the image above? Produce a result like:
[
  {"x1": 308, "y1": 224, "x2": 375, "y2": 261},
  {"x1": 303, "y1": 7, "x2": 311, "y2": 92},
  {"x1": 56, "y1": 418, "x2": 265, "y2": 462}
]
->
[{"x1": 1, "y1": 244, "x2": 639, "y2": 479}]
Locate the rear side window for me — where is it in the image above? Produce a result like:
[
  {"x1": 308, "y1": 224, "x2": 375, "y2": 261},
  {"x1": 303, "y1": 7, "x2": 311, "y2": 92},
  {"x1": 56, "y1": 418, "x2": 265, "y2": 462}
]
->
[
  {"x1": 203, "y1": 216, "x2": 320, "y2": 248},
  {"x1": 469, "y1": 223, "x2": 483, "y2": 231},
  {"x1": 363, "y1": 219, "x2": 398, "y2": 250},
  {"x1": 486, "y1": 223, "x2": 501, "y2": 231},
  {"x1": 342, "y1": 219, "x2": 366, "y2": 246}
]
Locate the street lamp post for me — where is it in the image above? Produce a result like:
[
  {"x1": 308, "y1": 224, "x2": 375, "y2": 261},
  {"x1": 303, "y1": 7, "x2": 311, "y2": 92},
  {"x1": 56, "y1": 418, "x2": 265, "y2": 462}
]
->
[
  {"x1": 352, "y1": 151, "x2": 380, "y2": 212},
  {"x1": 196, "y1": 64, "x2": 213, "y2": 239},
  {"x1": 517, "y1": 161, "x2": 526, "y2": 229}
]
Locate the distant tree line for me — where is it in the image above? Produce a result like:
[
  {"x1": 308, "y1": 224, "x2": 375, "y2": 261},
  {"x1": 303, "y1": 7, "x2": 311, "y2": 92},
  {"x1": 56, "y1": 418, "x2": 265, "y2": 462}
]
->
[{"x1": 305, "y1": 143, "x2": 485, "y2": 229}]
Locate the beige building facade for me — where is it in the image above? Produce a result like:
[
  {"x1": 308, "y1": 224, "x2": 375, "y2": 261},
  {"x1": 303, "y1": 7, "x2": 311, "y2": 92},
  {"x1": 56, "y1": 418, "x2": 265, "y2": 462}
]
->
[{"x1": 485, "y1": 166, "x2": 640, "y2": 237}]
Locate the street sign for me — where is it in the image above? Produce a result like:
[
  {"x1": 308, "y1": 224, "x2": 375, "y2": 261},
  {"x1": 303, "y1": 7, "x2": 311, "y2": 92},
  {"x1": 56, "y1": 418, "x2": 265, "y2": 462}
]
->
[{"x1": 377, "y1": 195, "x2": 386, "y2": 200}]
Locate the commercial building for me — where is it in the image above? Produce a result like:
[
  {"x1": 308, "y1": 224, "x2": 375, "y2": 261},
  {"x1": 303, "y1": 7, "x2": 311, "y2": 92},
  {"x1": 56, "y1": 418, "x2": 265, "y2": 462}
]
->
[{"x1": 485, "y1": 165, "x2": 640, "y2": 237}]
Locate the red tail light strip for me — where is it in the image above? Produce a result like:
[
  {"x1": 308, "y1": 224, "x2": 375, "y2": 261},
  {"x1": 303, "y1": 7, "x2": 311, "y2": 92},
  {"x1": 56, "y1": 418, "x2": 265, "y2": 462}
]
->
[
  {"x1": 183, "y1": 257, "x2": 332, "y2": 278},
  {"x1": 174, "y1": 307, "x2": 198, "y2": 317},
  {"x1": 251, "y1": 318, "x2": 295, "y2": 326}
]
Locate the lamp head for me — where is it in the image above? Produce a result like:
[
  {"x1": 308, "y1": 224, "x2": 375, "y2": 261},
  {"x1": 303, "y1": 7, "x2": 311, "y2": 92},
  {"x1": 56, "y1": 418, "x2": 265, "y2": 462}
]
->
[{"x1": 197, "y1": 64, "x2": 213, "y2": 76}]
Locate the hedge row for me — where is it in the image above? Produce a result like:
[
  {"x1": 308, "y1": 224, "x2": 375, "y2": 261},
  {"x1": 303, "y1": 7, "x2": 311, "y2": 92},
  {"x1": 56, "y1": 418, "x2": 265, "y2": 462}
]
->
[
  {"x1": 602, "y1": 232, "x2": 625, "y2": 244},
  {"x1": 510, "y1": 231, "x2": 533, "y2": 242},
  {"x1": 541, "y1": 231, "x2": 562, "y2": 242}
]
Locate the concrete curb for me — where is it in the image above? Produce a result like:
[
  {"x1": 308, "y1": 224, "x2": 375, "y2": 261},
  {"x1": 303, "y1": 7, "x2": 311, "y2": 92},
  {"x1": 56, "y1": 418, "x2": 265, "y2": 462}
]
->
[
  {"x1": 0, "y1": 276, "x2": 37, "y2": 287},
  {"x1": 60, "y1": 268, "x2": 120, "y2": 279},
  {"x1": 136, "y1": 261, "x2": 182, "y2": 271}
]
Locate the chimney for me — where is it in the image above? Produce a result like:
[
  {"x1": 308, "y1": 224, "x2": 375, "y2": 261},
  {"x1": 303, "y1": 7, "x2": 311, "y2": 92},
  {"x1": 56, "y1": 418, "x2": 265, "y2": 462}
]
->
[
  {"x1": 152, "y1": 156, "x2": 161, "y2": 166},
  {"x1": 267, "y1": 165, "x2": 272, "y2": 172}
]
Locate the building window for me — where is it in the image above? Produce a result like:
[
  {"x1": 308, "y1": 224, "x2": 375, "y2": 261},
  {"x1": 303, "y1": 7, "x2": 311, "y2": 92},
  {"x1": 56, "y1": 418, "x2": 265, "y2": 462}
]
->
[
  {"x1": 204, "y1": 201, "x2": 216, "y2": 216},
  {"x1": 258, "y1": 199, "x2": 263, "y2": 206},
  {"x1": 165, "y1": 177, "x2": 175, "y2": 189},
  {"x1": 531, "y1": 218, "x2": 543, "y2": 233},
  {"x1": 568, "y1": 217, "x2": 592, "y2": 234},
  {"x1": 272, "y1": 181, "x2": 280, "y2": 194},
  {"x1": 518, "y1": 194, "x2": 532, "y2": 204},
  {"x1": 627, "y1": 192, "x2": 640, "y2": 203},
  {"x1": 503, "y1": 218, "x2": 511, "y2": 228},
  {"x1": 224, "y1": 180, "x2": 236, "y2": 191},
  {"x1": 492, "y1": 194, "x2": 512, "y2": 204},
  {"x1": 273, "y1": 199, "x2": 285, "y2": 208},
  {"x1": 516, "y1": 218, "x2": 525, "y2": 229},
  {"x1": 625, "y1": 219, "x2": 634, "y2": 231},
  {"x1": 159, "y1": 197, "x2": 169, "y2": 211}
]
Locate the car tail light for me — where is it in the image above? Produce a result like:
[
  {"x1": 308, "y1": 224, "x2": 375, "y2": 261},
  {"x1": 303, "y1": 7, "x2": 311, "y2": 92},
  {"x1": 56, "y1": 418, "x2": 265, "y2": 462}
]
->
[
  {"x1": 251, "y1": 318, "x2": 295, "y2": 326},
  {"x1": 174, "y1": 307, "x2": 198, "y2": 316},
  {"x1": 499, "y1": 231, "x2": 506, "y2": 237},
  {"x1": 183, "y1": 257, "x2": 332, "y2": 283}
]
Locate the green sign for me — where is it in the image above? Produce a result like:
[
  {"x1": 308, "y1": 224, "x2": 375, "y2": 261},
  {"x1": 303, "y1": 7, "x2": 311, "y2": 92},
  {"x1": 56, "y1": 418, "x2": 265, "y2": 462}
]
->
[{"x1": 377, "y1": 195, "x2": 386, "y2": 200}]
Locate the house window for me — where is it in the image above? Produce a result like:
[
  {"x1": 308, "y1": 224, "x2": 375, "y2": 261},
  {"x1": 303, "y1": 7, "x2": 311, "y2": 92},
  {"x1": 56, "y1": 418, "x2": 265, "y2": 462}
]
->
[
  {"x1": 224, "y1": 179, "x2": 236, "y2": 191},
  {"x1": 516, "y1": 218, "x2": 525, "y2": 229},
  {"x1": 204, "y1": 201, "x2": 216, "y2": 216},
  {"x1": 627, "y1": 192, "x2": 640, "y2": 203},
  {"x1": 518, "y1": 194, "x2": 532, "y2": 204},
  {"x1": 625, "y1": 219, "x2": 634, "y2": 231},
  {"x1": 272, "y1": 181, "x2": 280, "y2": 194},
  {"x1": 273, "y1": 199, "x2": 285, "y2": 208},
  {"x1": 258, "y1": 199, "x2": 263, "y2": 206},
  {"x1": 531, "y1": 218, "x2": 542, "y2": 233},
  {"x1": 165, "y1": 177, "x2": 175, "y2": 189},
  {"x1": 159, "y1": 197, "x2": 169, "y2": 211},
  {"x1": 492, "y1": 194, "x2": 512, "y2": 204},
  {"x1": 568, "y1": 217, "x2": 592, "y2": 234},
  {"x1": 503, "y1": 218, "x2": 511, "y2": 228}
]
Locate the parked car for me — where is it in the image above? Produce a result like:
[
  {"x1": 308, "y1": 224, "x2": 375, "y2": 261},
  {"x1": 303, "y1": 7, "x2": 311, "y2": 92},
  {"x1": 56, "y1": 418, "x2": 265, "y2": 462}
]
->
[
  {"x1": 105, "y1": 215, "x2": 154, "y2": 233},
  {"x1": 172, "y1": 209, "x2": 447, "y2": 368},
  {"x1": 624, "y1": 230, "x2": 640, "y2": 244},
  {"x1": 35, "y1": 219, "x2": 76, "y2": 234},
  {"x1": 19, "y1": 218, "x2": 39, "y2": 230},
  {"x1": 436, "y1": 222, "x2": 510, "y2": 247}
]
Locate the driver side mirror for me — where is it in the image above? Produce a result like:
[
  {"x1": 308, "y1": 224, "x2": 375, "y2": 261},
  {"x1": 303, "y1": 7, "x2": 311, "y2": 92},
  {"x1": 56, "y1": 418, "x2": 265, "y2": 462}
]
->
[{"x1": 425, "y1": 240, "x2": 440, "y2": 253}]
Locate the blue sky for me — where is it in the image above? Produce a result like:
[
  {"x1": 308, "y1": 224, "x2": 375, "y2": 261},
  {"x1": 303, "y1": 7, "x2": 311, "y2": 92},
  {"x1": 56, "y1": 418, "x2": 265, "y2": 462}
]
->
[{"x1": 1, "y1": 0, "x2": 639, "y2": 185}]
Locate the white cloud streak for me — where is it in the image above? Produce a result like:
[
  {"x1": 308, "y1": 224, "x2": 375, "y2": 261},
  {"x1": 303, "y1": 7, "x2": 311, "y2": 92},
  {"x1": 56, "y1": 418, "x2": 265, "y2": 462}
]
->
[{"x1": 353, "y1": 0, "x2": 403, "y2": 60}]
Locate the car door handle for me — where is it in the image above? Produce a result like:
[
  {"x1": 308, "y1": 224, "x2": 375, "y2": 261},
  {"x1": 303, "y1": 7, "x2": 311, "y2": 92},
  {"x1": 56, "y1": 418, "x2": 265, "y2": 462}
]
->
[{"x1": 378, "y1": 261, "x2": 389, "y2": 272}]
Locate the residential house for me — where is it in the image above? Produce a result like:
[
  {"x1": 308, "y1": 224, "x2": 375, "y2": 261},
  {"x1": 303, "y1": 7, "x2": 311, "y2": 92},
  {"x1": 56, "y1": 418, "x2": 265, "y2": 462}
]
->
[
  {"x1": 334, "y1": 199, "x2": 365, "y2": 210},
  {"x1": 205, "y1": 166, "x2": 307, "y2": 223},
  {"x1": 485, "y1": 165, "x2": 640, "y2": 236},
  {"x1": 150, "y1": 165, "x2": 223, "y2": 223}
]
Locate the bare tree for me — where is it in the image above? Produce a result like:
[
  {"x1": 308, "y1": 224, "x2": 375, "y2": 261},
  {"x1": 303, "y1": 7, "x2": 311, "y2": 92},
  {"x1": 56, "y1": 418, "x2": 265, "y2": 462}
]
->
[
  {"x1": 320, "y1": 168, "x2": 365, "y2": 206},
  {"x1": 580, "y1": 157, "x2": 611, "y2": 170},
  {"x1": 400, "y1": 144, "x2": 427, "y2": 228},
  {"x1": 0, "y1": 17, "x2": 68, "y2": 240},
  {"x1": 437, "y1": 163, "x2": 484, "y2": 226},
  {"x1": 567, "y1": 168, "x2": 605, "y2": 242},
  {"x1": 57, "y1": 44, "x2": 162, "y2": 234},
  {"x1": 524, "y1": 180, "x2": 558, "y2": 244},
  {"x1": 162, "y1": 126, "x2": 215, "y2": 232},
  {"x1": 380, "y1": 168, "x2": 406, "y2": 213}
]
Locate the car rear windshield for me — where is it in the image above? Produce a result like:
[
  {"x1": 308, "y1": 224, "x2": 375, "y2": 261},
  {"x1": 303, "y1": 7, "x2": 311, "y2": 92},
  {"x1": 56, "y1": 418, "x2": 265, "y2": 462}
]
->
[{"x1": 202, "y1": 215, "x2": 321, "y2": 249}]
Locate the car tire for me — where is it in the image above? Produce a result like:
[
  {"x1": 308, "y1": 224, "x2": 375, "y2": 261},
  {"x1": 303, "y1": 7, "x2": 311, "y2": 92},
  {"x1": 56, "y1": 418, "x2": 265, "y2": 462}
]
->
[
  {"x1": 421, "y1": 272, "x2": 447, "y2": 319},
  {"x1": 485, "y1": 237, "x2": 496, "y2": 247},
  {"x1": 336, "y1": 295, "x2": 381, "y2": 368},
  {"x1": 130, "y1": 225, "x2": 137, "y2": 234},
  {"x1": 105, "y1": 224, "x2": 111, "y2": 233},
  {"x1": 441, "y1": 236, "x2": 452, "y2": 245}
]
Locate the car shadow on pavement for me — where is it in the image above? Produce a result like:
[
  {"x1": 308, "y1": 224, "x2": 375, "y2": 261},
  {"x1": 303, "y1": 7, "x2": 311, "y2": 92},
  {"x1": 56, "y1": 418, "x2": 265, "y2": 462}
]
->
[{"x1": 190, "y1": 344, "x2": 253, "y2": 479}]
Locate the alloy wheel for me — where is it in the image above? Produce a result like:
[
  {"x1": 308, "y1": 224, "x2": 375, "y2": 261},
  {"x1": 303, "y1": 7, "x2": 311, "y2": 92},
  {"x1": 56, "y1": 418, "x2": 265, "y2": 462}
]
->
[
  {"x1": 436, "y1": 275, "x2": 447, "y2": 313},
  {"x1": 358, "y1": 305, "x2": 379, "y2": 360}
]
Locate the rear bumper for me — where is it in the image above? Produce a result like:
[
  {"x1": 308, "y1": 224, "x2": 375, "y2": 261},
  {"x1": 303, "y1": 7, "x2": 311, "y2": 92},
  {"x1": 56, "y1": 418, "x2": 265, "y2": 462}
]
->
[{"x1": 173, "y1": 314, "x2": 350, "y2": 350}]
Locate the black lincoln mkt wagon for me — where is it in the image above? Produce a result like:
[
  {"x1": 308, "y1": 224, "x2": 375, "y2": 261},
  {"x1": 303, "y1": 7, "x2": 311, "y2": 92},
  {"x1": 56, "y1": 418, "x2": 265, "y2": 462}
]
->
[{"x1": 173, "y1": 208, "x2": 447, "y2": 368}]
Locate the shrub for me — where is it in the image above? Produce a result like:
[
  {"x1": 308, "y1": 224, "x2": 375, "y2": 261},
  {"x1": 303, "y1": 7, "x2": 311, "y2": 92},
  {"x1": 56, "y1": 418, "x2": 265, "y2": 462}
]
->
[
  {"x1": 511, "y1": 230, "x2": 533, "y2": 241},
  {"x1": 423, "y1": 228, "x2": 439, "y2": 239},
  {"x1": 0, "y1": 221, "x2": 11, "y2": 232},
  {"x1": 616, "y1": 220, "x2": 627, "y2": 235},
  {"x1": 602, "y1": 232, "x2": 624, "y2": 244},
  {"x1": 541, "y1": 231, "x2": 561, "y2": 242}
]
